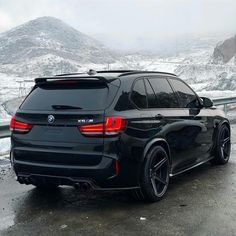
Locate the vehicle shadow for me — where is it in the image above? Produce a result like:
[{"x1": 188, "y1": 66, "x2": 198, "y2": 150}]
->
[{"x1": 8, "y1": 160, "x2": 235, "y2": 234}]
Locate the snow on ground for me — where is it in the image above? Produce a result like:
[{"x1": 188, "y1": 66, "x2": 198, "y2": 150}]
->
[
  {"x1": 0, "y1": 138, "x2": 10, "y2": 156},
  {"x1": 197, "y1": 90, "x2": 236, "y2": 99},
  {"x1": 0, "y1": 73, "x2": 28, "y2": 103},
  {"x1": 0, "y1": 73, "x2": 34, "y2": 122}
]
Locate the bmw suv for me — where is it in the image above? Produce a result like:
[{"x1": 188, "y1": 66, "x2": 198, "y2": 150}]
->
[{"x1": 10, "y1": 70, "x2": 231, "y2": 202}]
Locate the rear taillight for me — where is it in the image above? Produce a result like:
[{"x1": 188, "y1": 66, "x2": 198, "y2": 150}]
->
[
  {"x1": 10, "y1": 116, "x2": 33, "y2": 134},
  {"x1": 79, "y1": 117, "x2": 127, "y2": 137}
]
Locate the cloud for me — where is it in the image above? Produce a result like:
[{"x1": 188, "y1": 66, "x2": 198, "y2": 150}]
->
[
  {"x1": 0, "y1": 0, "x2": 235, "y2": 50},
  {"x1": 0, "y1": 10, "x2": 13, "y2": 31}
]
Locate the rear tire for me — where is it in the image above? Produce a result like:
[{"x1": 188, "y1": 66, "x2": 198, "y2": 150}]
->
[
  {"x1": 131, "y1": 146, "x2": 170, "y2": 202},
  {"x1": 210, "y1": 124, "x2": 231, "y2": 165}
]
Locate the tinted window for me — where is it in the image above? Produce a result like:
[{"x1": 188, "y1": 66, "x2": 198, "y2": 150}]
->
[
  {"x1": 169, "y1": 79, "x2": 198, "y2": 108},
  {"x1": 131, "y1": 79, "x2": 147, "y2": 109},
  {"x1": 21, "y1": 81, "x2": 118, "y2": 111},
  {"x1": 148, "y1": 78, "x2": 179, "y2": 108}
]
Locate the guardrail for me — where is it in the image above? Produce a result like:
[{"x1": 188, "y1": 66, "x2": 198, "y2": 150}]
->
[
  {"x1": 0, "y1": 96, "x2": 236, "y2": 139},
  {"x1": 0, "y1": 122, "x2": 10, "y2": 139},
  {"x1": 212, "y1": 97, "x2": 236, "y2": 113}
]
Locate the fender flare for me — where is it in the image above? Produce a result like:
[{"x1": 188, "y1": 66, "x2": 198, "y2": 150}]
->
[
  {"x1": 142, "y1": 138, "x2": 172, "y2": 166},
  {"x1": 212, "y1": 119, "x2": 230, "y2": 151}
]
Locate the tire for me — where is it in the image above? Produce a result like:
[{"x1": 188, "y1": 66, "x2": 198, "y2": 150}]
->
[
  {"x1": 131, "y1": 146, "x2": 170, "y2": 202},
  {"x1": 210, "y1": 124, "x2": 231, "y2": 165}
]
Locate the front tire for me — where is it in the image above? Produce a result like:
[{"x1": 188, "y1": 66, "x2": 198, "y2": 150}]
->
[
  {"x1": 211, "y1": 124, "x2": 231, "y2": 165},
  {"x1": 131, "y1": 146, "x2": 170, "y2": 202}
]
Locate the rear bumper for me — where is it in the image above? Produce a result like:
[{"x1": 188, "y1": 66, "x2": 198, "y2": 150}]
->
[
  {"x1": 11, "y1": 149, "x2": 139, "y2": 189},
  {"x1": 16, "y1": 173, "x2": 139, "y2": 190}
]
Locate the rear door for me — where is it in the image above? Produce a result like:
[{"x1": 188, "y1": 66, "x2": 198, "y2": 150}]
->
[
  {"x1": 13, "y1": 80, "x2": 119, "y2": 167},
  {"x1": 145, "y1": 76, "x2": 207, "y2": 174}
]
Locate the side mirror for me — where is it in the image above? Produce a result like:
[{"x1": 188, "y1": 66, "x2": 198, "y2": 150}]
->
[{"x1": 200, "y1": 97, "x2": 213, "y2": 108}]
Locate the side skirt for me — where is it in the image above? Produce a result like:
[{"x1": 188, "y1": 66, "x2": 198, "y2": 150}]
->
[{"x1": 169, "y1": 156, "x2": 214, "y2": 177}]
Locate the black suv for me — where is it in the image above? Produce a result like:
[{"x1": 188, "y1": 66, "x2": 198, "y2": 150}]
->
[{"x1": 10, "y1": 70, "x2": 231, "y2": 202}]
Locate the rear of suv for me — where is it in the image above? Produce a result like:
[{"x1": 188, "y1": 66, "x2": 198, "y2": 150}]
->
[{"x1": 10, "y1": 70, "x2": 230, "y2": 202}]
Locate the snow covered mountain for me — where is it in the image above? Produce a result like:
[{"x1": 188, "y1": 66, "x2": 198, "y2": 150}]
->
[
  {"x1": 0, "y1": 16, "x2": 235, "y2": 96},
  {"x1": 0, "y1": 17, "x2": 117, "y2": 76},
  {"x1": 170, "y1": 33, "x2": 236, "y2": 92}
]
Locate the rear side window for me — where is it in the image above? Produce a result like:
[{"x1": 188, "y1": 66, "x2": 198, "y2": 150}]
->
[
  {"x1": 148, "y1": 78, "x2": 179, "y2": 108},
  {"x1": 130, "y1": 79, "x2": 147, "y2": 109},
  {"x1": 169, "y1": 79, "x2": 198, "y2": 108},
  {"x1": 20, "y1": 81, "x2": 118, "y2": 111}
]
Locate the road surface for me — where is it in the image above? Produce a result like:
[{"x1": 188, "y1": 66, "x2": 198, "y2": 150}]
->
[{"x1": 0, "y1": 126, "x2": 236, "y2": 236}]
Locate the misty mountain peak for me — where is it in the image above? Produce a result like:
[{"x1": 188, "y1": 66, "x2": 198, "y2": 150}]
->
[{"x1": 0, "y1": 16, "x2": 115, "y2": 75}]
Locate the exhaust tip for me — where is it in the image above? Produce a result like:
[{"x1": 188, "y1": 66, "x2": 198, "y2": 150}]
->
[
  {"x1": 17, "y1": 177, "x2": 24, "y2": 184},
  {"x1": 74, "y1": 183, "x2": 81, "y2": 190},
  {"x1": 82, "y1": 182, "x2": 91, "y2": 191},
  {"x1": 23, "y1": 177, "x2": 32, "y2": 185}
]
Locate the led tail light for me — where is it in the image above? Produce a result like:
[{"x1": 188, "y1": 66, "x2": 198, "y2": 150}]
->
[
  {"x1": 10, "y1": 116, "x2": 33, "y2": 133},
  {"x1": 79, "y1": 117, "x2": 127, "y2": 137}
]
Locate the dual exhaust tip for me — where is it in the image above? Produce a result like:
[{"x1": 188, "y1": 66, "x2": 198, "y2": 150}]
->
[
  {"x1": 18, "y1": 176, "x2": 32, "y2": 185},
  {"x1": 17, "y1": 176, "x2": 93, "y2": 190},
  {"x1": 74, "y1": 182, "x2": 91, "y2": 191}
]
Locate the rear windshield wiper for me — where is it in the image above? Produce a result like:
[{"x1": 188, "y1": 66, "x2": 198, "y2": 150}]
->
[{"x1": 52, "y1": 105, "x2": 82, "y2": 110}]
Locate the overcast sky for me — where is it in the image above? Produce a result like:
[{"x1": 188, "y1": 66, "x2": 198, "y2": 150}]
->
[{"x1": 0, "y1": 0, "x2": 235, "y2": 50}]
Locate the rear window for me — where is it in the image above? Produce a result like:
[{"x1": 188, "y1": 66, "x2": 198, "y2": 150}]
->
[{"x1": 20, "y1": 81, "x2": 119, "y2": 111}]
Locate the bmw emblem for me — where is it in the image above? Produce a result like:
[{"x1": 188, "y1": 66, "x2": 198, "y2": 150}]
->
[{"x1": 47, "y1": 115, "x2": 55, "y2": 124}]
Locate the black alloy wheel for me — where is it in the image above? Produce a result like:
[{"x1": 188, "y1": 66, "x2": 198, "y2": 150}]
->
[
  {"x1": 211, "y1": 124, "x2": 231, "y2": 165},
  {"x1": 131, "y1": 146, "x2": 170, "y2": 202}
]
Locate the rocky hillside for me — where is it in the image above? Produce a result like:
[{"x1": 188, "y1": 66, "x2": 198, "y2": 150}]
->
[
  {"x1": 0, "y1": 17, "x2": 117, "y2": 76},
  {"x1": 212, "y1": 35, "x2": 236, "y2": 64}
]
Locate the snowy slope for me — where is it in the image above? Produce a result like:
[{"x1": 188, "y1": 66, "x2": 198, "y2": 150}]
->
[{"x1": 0, "y1": 17, "x2": 235, "y2": 112}]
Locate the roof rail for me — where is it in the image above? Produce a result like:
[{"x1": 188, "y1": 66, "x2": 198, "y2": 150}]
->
[
  {"x1": 118, "y1": 71, "x2": 177, "y2": 77},
  {"x1": 55, "y1": 70, "x2": 176, "y2": 77},
  {"x1": 55, "y1": 69, "x2": 135, "y2": 77},
  {"x1": 96, "y1": 70, "x2": 140, "y2": 73}
]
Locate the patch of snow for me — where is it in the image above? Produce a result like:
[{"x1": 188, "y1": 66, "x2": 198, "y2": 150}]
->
[{"x1": 0, "y1": 138, "x2": 10, "y2": 155}]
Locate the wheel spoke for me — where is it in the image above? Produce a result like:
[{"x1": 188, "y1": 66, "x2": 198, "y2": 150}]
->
[
  {"x1": 150, "y1": 177, "x2": 158, "y2": 196},
  {"x1": 153, "y1": 158, "x2": 167, "y2": 172},
  {"x1": 154, "y1": 175, "x2": 167, "y2": 185},
  {"x1": 223, "y1": 148, "x2": 228, "y2": 157},
  {"x1": 222, "y1": 137, "x2": 230, "y2": 145},
  {"x1": 220, "y1": 147, "x2": 224, "y2": 157}
]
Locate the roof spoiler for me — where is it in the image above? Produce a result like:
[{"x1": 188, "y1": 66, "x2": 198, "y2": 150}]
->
[{"x1": 34, "y1": 76, "x2": 115, "y2": 84}]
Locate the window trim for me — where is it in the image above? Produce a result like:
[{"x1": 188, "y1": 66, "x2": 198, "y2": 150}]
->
[
  {"x1": 144, "y1": 78, "x2": 158, "y2": 109},
  {"x1": 129, "y1": 77, "x2": 148, "y2": 110}
]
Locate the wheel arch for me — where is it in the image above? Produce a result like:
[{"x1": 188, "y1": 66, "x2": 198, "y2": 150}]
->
[
  {"x1": 215, "y1": 119, "x2": 231, "y2": 137},
  {"x1": 212, "y1": 119, "x2": 231, "y2": 152},
  {"x1": 222, "y1": 120, "x2": 230, "y2": 132},
  {"x1": 142, "y1": 138, "x2": 172, "y2": 166}
]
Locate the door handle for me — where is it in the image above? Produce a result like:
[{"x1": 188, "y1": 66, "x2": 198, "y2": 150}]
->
[{"x1": 155, "y1": 114, "x2": 164, "y2": 120}]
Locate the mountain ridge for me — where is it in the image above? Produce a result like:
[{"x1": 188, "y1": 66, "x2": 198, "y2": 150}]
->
[{"x1": 0, "y1": 16, "x2": 117, "y2": 76}]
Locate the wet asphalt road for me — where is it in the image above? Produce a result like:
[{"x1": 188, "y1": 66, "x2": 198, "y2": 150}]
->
[{"x1": 0, "y1": 127, "x2": 236, "y2": 236}]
